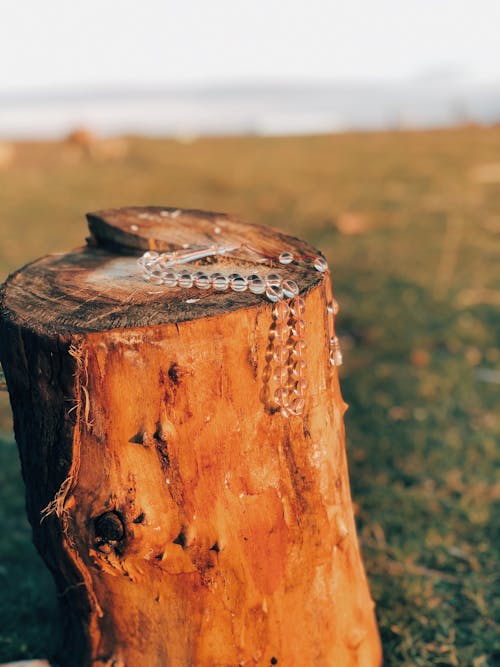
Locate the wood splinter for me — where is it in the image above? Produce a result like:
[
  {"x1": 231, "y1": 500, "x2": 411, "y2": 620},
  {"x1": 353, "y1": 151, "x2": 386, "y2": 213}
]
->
[{"x1": 0, "y1": 207, "x2": 382, "y2": 666}]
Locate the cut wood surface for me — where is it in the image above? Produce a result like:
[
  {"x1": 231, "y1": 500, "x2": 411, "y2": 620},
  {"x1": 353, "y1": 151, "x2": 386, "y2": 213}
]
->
[
  {"x1": 0, "y1": 207, "x2": 381, "y2": 666},
  {"x1": 2, "y1": 207, "x2": 319, "y2": 335},
  {"x1": 86, "y1": 206, "x2": 300, "y2": 253}
]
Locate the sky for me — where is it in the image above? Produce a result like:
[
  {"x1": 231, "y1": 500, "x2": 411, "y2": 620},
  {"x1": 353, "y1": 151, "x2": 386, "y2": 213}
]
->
[{"x1": 1, "y1": 0, "x2": 500, "y2": 94}]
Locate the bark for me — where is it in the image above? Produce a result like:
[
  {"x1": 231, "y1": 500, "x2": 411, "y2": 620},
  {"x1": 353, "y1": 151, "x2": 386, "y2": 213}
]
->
[{"x1": 0, "y1": 207, "x2": 381, "y2": 667}]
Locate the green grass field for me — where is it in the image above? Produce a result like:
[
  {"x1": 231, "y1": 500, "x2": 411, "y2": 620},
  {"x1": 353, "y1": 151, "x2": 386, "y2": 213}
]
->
[{"x1": 0, "y1": 128, "x2": 499, "y2": 665}]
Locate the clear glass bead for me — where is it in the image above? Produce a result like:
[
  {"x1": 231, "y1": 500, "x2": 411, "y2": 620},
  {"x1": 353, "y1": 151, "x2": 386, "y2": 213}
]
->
[
  {"x1": 163, "y1": 272, "x2": 178, "y2": 287},
  {"x1": 142, "y1": 251, "x2": 159, "y2": 262},
  {"x1": 149, "y1": 276, "x2": 165, "y2": 286},
  {"x1": 229, "y1": 274, "x2": 248, "y2": 292},
  {"x1": 272, "y1": 322, "x2": 289, "y2": 339},
  {"x1": 247, "y1": 274, "x2": 266, "y2": 294},
  {"x1": 289, "y1": 397, "x2": 305, "y2": 415},
  {"x1": 291, "y1": 359, "x2": 307, "y2": 378},
  {"x1": 273, "y1": 365, "x2": 289, "y2": 384},
  {"x1": 212, "y1": 274, "x2": 229, "y2": 291},
  {"x1": 329, "y1": 336, "x2": 343, "y2": 366},
  {"x1": 327, "y1": 299, "x2": 340, "y2": 315},
  {"x1": 272, "y1": 300, "x2": 290, "y2": 320},
  {"x1": 273, "y1": 345, "x2": 289, "y2": 364},
  {"x1": 194, "y1": 273, "x2": 210, "y2": 289},
  {"x1": 291, "y1": 319, "x2": 306, "y2": 339},
  {"x1": 330, "y1": 350, "x2": 343, "y2": 366},
  {"x1": 291, "y1": 340, "x2": 307, "y2": 361},
  {"x1": 266, "y1": 284, "x2": 284, "y2": 302},
  {"x1": 144, "y1": 258, "x2": 160, "y2": 271},
  {"x1": 278, "y1": 251, "x2": 294, "y2": 265},
  {"x1": 157, "y1": 255, "x2": 174, "y2": 271},
  {"x1": 265, "y1": 273, "x2": 281, "y2": 287},
  {"x1": 313, "y1": 256, "x2": 328, "y2": 272},
  {"x1": 294, "y1": 378, "x2": 308, "y2": 396},
  {"x1": 178, "y1": 273, "x2": 194, "y2": 288},
  {"x1": 149, "y1": 270, "x2": 165, "y2": 285},
  {"x1": 282, "y1": 279, "x2": 299, "y2": 298},
  {"x1": 290, "y1": 297, "x2": 306, "y2": 316},
  {"x1": 274, "y1": 387, "x2": 290, "y2": 406}
]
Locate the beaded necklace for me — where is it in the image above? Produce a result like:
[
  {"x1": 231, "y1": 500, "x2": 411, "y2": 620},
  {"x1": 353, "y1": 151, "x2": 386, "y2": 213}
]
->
[{"x1": 137, "y1": 241, "x2": 342, "y2": 417}]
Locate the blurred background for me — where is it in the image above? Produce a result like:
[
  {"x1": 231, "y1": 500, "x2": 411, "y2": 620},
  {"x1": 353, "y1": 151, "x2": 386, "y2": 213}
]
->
[{"x1": 0, "y1": 1, "x2": 499, "y2": 665}]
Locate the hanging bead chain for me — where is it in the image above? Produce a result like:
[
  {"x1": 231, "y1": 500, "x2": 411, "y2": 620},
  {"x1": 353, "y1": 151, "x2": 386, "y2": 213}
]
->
[
  {"x1": 270, "y1": 297, "x2": 308, "y2": 417},
  {"x1": 323, "y1": 268, "x2": 342, "y2": 367},
  {"x1": 137, "y1": 244, "x2": 342, "y2": 416}
]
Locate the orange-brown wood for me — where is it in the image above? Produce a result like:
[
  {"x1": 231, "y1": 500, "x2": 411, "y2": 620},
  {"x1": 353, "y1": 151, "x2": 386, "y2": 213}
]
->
[{"x1": 0, "y1": 208, "x2": 381, "y2": 667}]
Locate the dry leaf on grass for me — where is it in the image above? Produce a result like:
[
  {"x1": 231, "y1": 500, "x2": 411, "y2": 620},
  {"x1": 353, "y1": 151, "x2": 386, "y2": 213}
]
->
[
  {"x1": 335, "y1": 212, "x2": 369, "y2": 235},
  {"x1": 410, "y1": 348, "x2": 431, "y2": 368},
  {"x1": 0, "y1": 142, "x2": 15, "y2": 168},
  {"x1": 470, "y1": 162, "x2": 500, "y2": 184}
]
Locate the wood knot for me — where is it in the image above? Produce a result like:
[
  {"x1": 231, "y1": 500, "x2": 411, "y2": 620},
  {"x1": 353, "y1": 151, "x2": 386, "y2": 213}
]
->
[
  {"x1": 168, "y1": 362, "x2": 183, "y2": 385},
  {"x1": 94, "y1": 511, "x2": 125, "y2": 543}
]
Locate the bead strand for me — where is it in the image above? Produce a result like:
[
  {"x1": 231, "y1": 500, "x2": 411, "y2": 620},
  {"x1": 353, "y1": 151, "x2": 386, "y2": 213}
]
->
[
  {"x1": 137, "y1": 244, "x2": 342, "y2": 418},
  {"x1": 322, "y1": 266, "x2": 342, "y2": 366},
  {"x1": 272, "y1": 299, "x2": 292, "y2": 416},
  {"x1": 139, "y1": 256, "x2": 302, "y2": 303},
  {"x1": 270, "y1": 296, "x2": 307, "y2": 417},
  {"x1": 287, "y1": 296, "x2": 307, "y2": 416}
]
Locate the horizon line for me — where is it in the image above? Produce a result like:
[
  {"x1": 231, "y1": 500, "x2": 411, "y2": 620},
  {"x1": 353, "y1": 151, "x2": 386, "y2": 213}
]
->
[{"x1": 2, "y1": 76, "x2": 500, "y2": 104}]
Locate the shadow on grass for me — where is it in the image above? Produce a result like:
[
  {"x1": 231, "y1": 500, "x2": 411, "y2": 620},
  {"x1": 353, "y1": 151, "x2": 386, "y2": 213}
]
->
[{"x1": 0, "y1": 435, "x2": 60, "y2": 663}]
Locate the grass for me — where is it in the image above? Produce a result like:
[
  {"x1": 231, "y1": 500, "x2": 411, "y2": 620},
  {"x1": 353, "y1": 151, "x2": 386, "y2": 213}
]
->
[{"x1": 0, "y1": 127, "x2": 499, "y2": 665}]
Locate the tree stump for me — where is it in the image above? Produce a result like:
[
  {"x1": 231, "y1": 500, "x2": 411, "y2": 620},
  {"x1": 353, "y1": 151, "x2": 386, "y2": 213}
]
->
[{"x1": 0, "y1": 207, "x2": 381, "y2": 667}]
